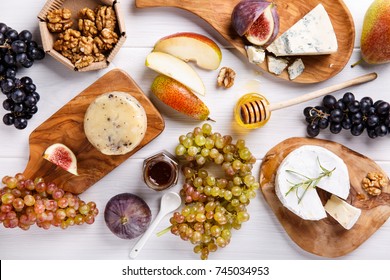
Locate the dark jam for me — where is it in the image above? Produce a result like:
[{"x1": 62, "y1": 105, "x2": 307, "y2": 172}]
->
[
  {"x1": 143, "y1": 152, "x2": 178, "y2": 191},
  {"x1": 147, "y1": 161, "x2": 173, "y2": 186}
]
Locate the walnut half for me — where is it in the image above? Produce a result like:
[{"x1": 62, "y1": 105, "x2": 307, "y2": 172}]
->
[
  {"x1": 217, "y1": 67, "x2": 236, "y2": 89},
  {"x1": 46, "y1": 8, "x2": 73, "y2": 33},
  {"x1": 362, "y1": 172, "x2": 387, "y2": 196}
]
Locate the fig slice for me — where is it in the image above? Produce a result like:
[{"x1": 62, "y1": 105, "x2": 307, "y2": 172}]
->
[
  {"x1": 245, "y1": 4, "x2": 275, "y2": 46},
  {"x1": 43, "y1": 143, "x2": 78, "y2": 176}
]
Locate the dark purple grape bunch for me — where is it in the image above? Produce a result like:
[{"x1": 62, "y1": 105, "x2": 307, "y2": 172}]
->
[
  {"x1": 304, "y1": 92, "x2": 390, "y2": 139},
  {"x1": 0, "y1": 22, "x2": 45, "y2": 129}
]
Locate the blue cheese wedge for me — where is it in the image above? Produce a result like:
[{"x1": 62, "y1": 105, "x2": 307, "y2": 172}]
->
[
  {"x1": 245, "y1": 45, "x2": 266, "y2": 64},
  {"x1": 267, "y1": 55, "x2": 289, "y2": 75},
  {"x1": 266, "y1": 4, "x2": 338, "y2": 56},
  {"x1": 275, "y1": 145, "x2": 350, "y2": 220},
  {"x1": 324, "y1": 195, "x2": 361, "y2": 230},
  {"x1": 288, "y1": 58, "x2": 305, "y2": 80},
  {"x1": 84, "y1": 91, "x2": 147, "y2": 155}
]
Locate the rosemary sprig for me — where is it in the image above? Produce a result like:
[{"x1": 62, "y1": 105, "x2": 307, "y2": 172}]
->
[{"x1": 285, "y1": 157, "x2": 335, "y2": 203}]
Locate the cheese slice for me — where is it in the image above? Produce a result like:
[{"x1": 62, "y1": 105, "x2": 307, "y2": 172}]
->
[
  {"x1": 84, "y1": 91, "x2": 147, "y2": 155},
  {"x1": 275, "y1": 145, "x2": 349, "y2": 220},
  {"x1": 324, "y1": 195, "x2": 361, "y2": 230},
  {"x1": 245, "y1": 45, "x2": 266, "y2": 64},
  {"x1": 267, "y1": 55, "x2": 288, "y2": 75},
  {"x1": 266, "y1": 4, "x2": 338, "y2": 56},
  {"x1": 288, "y1": 58, "x2": 305, "y2": 80}
]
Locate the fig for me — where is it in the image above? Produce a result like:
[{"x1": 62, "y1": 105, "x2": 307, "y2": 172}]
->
[
  {"x1": 232, "y1": 0, "x2": 279, "y2": 47},
  {"x1": 43, "y1": 143, "x2": 78, "y2": 176},
  {"x1": 104, "y1": 193, "x2": 152, "y2": 240}
]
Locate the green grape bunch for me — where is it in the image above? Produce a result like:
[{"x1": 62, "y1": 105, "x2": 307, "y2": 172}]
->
[{"x1": 170, "y1": 123, "x2": 259, "y2": 260}]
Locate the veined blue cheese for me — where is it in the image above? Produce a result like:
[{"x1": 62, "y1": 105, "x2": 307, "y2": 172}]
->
[
  {"x1": 84, "y1": 91, "x2": 147, "y2": 155},
  {"x1": 245, "y1": 45, "x2": 266, "y2": 64},
  {"x1": 275, "y1": 145, "x2": 350, "y2": 220},
  {"x1": 266, "y1": 4, "x2": 338, "y2": 56},
  {"x1": 288, "y1": 58, "x2": 305, "y2": 80},
  {"x1": 267, "y1": 55, "x2": 289, "y2": 75}
]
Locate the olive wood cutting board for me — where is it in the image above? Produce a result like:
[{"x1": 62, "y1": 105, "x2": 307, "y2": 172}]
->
[
  {"x1": 259, "y1": 137, "x2": 390, "y2": 258},
  {"x1": 135, "y1": 0, "x2": 355, "y2": 84},
  {"x1": 23, "y1": 69, "x2": 165, "y2": 194}
]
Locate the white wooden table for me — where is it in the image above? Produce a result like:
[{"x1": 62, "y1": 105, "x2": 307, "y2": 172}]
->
[{"x1": 0, "y1": 0, "x2": 389, "y2": 260}]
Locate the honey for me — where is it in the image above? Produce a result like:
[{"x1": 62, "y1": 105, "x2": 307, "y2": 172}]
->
[{"x1": 234, "y1": 93, "x2": 271, "y2": 129}]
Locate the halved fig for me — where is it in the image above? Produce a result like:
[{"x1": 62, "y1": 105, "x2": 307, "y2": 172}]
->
[
  {"x1": 232, "y1": 0, "x2": 272, "y2": 36},
  {"x1": 245, "y1": 4, "x2": 275, "y2": 46},
  {"x1": 43, "y1": 143, "x2": 78, "y2": 176},
  {"x1": 232, "y1": 0, "x2": 279, "y2": 47}
]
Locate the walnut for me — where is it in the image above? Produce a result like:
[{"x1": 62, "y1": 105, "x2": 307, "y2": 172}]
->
[
  {"x1": 46, "y1": 8, "x2": 73, "y2": 33},
  {"x1": 49, "y1": 5, "x2": 119, "y2": 69},
  {"x1": 78, "y1": 36, "x2": 94, "y2": 55},
  {"x1": 95, "y1": 28, "x2": 118, "y2": 51},
  {"x1": 217, "y1": 67, "x2": 236, "y2": 88},
  {"x1": 53, "y1": 29, "x2": 81, "y2": 53},
  {"x1": 74, "y1": 55, "x2": 94, "y2": 69},
  {"x1": 79, "y1": 8, "x2": 96, "y2": 21},
  {"x1": 362, "y1": 172, "x2": 387, "y2": 196},
  {"x1": 78, "y1": 19, "x2": 98, "y2": 37},
  {"x1": 95, "y1": 6, "x2": 117, "y2": 31}
]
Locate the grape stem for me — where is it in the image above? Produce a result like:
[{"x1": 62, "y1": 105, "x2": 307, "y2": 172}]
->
[{"x1": 156, "y1": 225, "x2": 171, "y2": 237}]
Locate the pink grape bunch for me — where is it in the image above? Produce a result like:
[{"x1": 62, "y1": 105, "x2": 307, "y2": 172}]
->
[{"x1": 0, "y1": 173, "x2": 98, "y2": 230}]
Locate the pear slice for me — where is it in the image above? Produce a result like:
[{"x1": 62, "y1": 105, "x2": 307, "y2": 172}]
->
[
  {"x1": 43, "y1": 143, "x2": 78, "y2": 176},
  {"x1": 145, "y1": 52, "x2": 206, "y2": 96},
  {"x1": 153, "y1": 32, "x2": 222, "y2": 70}
]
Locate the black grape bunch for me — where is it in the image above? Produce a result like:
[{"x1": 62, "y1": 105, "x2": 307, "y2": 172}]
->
[
  {"x1": 0, "y1": 22, "x2": 45, "y2": 129},
  {"x1": 304, "y1": 92, "x2": 390, "y2": 139}
]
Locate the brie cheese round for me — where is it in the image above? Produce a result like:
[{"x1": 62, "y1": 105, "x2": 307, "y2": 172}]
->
[
  {"x1": 84, "y1": 91, "x2": 147, "y2": 155},
  {"x1": 275, "y1": 145, "x2": 350, "y2": 220}
]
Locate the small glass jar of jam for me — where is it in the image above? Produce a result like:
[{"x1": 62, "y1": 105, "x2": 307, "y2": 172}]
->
[{"x1": 143, "y1": 151, "x2": 179, "y2": 191}]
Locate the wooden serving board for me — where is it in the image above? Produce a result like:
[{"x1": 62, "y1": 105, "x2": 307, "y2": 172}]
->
[
  {"x1": 135, "y1": 0, "x2": 355, "y2": 84},
  {"x1": 260, "y1": 137, "x2": 390, "y2": 258},
  {"x1": 23, "y1": 69, "x2": 165, "y2": 194}
]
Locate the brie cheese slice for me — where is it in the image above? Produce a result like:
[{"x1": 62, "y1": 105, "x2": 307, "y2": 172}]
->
[
  {"x1": 275, "y1": 145, "x2": 350, "y2": 220},
  {"x1": 324, "y1": 195, "x2": 361, "y2": 230},
  {"x1": 266, "y1": 4, "x2": 338, "y2": 56}
]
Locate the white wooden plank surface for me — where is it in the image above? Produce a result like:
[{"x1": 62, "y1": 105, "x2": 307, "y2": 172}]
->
[{"x1": 0, "y1": 0, "x2": 389, "y2": 260}]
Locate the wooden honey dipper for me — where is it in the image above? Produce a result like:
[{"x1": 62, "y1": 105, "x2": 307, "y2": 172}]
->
[{"x1": 235, "y1": 72, "x2": 378, "y2": 129}]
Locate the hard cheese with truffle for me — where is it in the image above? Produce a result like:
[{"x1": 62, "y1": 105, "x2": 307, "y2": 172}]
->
[
  {"x1": 266, "y1": 4, "x2": 338, "y2": 56},
  {"x1": 84, "y1": 91, "x2": 147, "y2": 155}
]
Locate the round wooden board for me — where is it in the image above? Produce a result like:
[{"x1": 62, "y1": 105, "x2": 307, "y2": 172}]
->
[
  {"x1": 23, "y1": 69, "x2": 165, "y2": 194},
  {"x1": 135, "y1": 0, "x2": 355, "y2": 84},
  {"x1": 259, "y1": 137, "x2": 390, "y2": 258}
]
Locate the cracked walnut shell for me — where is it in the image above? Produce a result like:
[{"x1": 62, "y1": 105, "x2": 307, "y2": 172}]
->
[{"x1": 46, "y1": 8, "x2": 73, "y2": 33}]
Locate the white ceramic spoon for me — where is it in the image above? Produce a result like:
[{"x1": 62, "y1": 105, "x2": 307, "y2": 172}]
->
[{"x1": 129, "y1": 192, "x2": 182, "y2": 259}]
